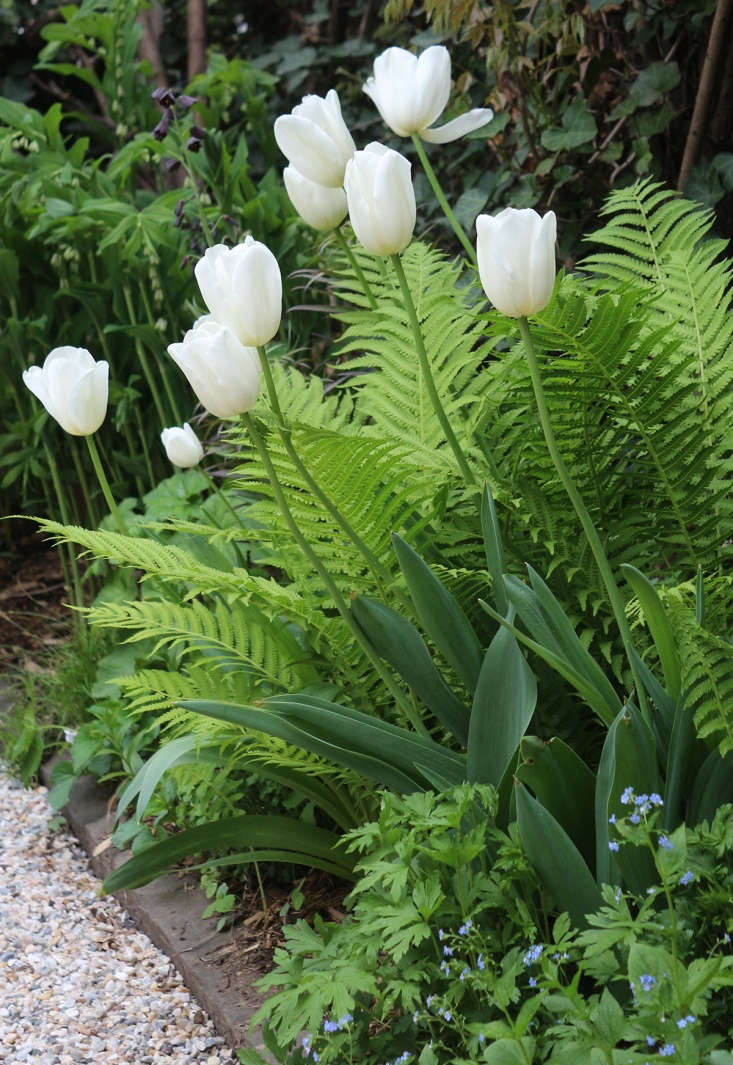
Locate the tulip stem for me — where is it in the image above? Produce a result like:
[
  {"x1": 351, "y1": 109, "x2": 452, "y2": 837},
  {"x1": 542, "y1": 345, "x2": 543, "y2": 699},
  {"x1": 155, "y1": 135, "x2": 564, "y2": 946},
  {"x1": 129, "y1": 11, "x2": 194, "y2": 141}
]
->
[
  {"x1": 518, "y1": 316, "x2": 649, "y2": 719},
  {"x1": 44, "y1": 441, "x2": 86, "y2": 629},
  {"x1": 85, "y1": 434, "x2": 128, "y2": 536},
  {"x1": 257, "y1": 347, "x2": 395, "y2": 595},
  {"x1": 390, "y1": 254, "x2": 477, "y2": 488},
  {"x1": 333, "y1": 228, "x2": 377, "y2": 309},
  {"x1": 122, "y1": 284, "x2": 169, "y2": 428},
  {"x1": 242, "y1": 412, "x2": 428, "y2": 736},
  {"x1": 138, "y1": 284, "x2": 184, "y2": 424},
  {"x1": 410, "y1": 133, "x2": 478, "y2": 267}
]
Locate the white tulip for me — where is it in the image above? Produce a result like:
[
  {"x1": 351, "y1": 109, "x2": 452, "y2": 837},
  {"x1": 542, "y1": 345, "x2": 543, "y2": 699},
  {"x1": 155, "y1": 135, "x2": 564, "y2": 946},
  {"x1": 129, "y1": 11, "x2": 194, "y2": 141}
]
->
[
  {"x1": 363, "y1": 45, "x2": 493, "y2": 143},
  {"x1": 194, "y1": 237, "x2": 282, "y2": 348},
  {"x1": 22, "y1": 346, "x2": 108, "y2": 436},
  {"x1": 343, "y1": 143, "x2": 416, "y2": 257},
  {"x1": 167, "y1": 316, "x2": 262, "y2": 418},
  {"x1": 160, "y1": 422, "x2": 204, "y2": 468},
  {"x1": 476, "y1": 207, "x2": 557, "y2": 318},
  {"x1": 283, "y1": 166, "x2": 348, "y2": 232},
  {"x1": 274, "y1": 89, "x2": 356, "y2": 188}
]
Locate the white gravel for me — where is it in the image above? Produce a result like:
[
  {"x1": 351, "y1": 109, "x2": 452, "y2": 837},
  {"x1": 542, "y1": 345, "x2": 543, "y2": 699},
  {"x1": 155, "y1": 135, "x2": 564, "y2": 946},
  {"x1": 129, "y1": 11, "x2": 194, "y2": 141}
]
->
[{"x1": 0, "y1": 770, "x2": 238, "y2": 1065}]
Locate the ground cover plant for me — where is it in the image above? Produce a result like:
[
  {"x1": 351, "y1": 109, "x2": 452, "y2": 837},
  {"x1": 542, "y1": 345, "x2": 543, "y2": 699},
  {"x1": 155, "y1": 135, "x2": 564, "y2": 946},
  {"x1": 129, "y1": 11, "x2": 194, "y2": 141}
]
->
[{"x1": 6, "y1": 13, "x2": 733, "y2": 1063}]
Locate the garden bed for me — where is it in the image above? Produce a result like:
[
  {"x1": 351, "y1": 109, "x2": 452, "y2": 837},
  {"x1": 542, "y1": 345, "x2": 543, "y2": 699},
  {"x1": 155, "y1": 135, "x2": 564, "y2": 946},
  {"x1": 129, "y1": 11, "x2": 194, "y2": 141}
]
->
[{"x1": 40, "y1": 754, "x2": 270, "y2": 1056}]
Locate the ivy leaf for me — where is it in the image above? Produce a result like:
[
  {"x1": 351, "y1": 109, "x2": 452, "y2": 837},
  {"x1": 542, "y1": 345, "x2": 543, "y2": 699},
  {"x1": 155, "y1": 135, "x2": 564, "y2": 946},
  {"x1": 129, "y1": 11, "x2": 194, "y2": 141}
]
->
[{"x1": 541, "y1": 98, "x2": 597, "y2": 151}]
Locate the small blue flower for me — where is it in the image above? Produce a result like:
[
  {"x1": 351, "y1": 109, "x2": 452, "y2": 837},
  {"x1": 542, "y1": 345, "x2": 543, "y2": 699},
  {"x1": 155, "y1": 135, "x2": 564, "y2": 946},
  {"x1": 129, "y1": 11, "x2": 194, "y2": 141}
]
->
[
  {"x1": 646, "y1": 1035, "x2": 656, "y2": 1047},
  {"x1": 676, "y1": 1015, "x2": 696, "y2": 1029},
  {"x1": 478, "y1": 1034, "x2": 485, "y2": 1044},
  {"x1": 609, "y1": 840, "x2": 620, "y2": 852},
  {"x1": 621, "y1": 786, "x2": 634, "y2": 805},
  {"x1": 412, "y1": 1010, "x2": 419, "y2": 1023},
  {"x1": 528, "y1": 977, "x2": 537, "y2": 988},
  {"x1": 312, "y1": 1054, "x2": 320, "y2": 1063},
  {"x1": 640, "y1": 974, "x2": 657, "y2": 991},
  {"x1": 443, "y1": 945, "x2": 453, "y2": 957},
  {"x1": 658, "y1": 835, "x2": 673, "y2": 850},
  {"x1": 650, "y1": 792, "x2": 664, "y2": 806},
  {"x1": 659, "y1": 1044, "x2": 675, "y2": 1057},
  {"x1": 458, "y1": 919, "x2": 473, "y2": 935},
  {"x1": 608, "y1": 813, "x2": 617, "y2": 824},
  {"x1": 724, "y1": 933, "x2": 731, "y2": 944},
  {"x1": 323, "y1": 1020, "x2": 340, "y2": 1033},
  {"x1": 440, "y1": 960, "x2": 450, "y2": 975},
  {"x1": 459, "y1": 967, "x2": 470, "y2": 982},
  {"x1": 634, "y1": 793, "x2": 650, "y2": 807},
  {"x1": 630, "y1": 812, "x2": 641, "y2": 825},
  {"x1": 426, "y1": 995, "x2": 433, "y2": 1009},
  {"x1": 338, "y1": 1013, "x2": 353, "y2": 1026},
  {"x1": 679, "y1": 870, "x2": 694, "y2": 886},
  {"x1": 523, "y1": 944, "x2": 543, "y2": 966},
  {"x1": 438, "y1": 928, "x2": 445, "y2": 940},
  {"x1": 477, "y1": 954, "x2": 485, "y2": 970}
]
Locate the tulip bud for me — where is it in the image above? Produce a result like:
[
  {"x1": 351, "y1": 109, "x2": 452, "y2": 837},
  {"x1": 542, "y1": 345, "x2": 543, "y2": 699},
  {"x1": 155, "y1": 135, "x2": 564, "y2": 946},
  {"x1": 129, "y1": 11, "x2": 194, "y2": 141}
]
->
[
  {"x1": 363, "y1": 45, "x2": 493, "y2": 143},
  {"x1": 283, "y1": 166, "x2": 348, "y2": 232},
  {"x1": 274, "y1": 89, "x2": 355, "y2": 188},
  {"x1": 161, "y1": 422, "x2": 205, "y2": 468},
  {"x1": 476, "y1": 207, "x2": 557, "y2": 318},
  {"x1": 167, "y1": 316, "x2": 261, "y2": 418},
  {"x1": 23, "y1": 347, "x2": 108, "y2": 436},
  {"x1": 194, "y1": 237, "x2": 282, "y2": 347},
  {"x1": 343, "y1": 143, "x2": 416, "y2": 257}
]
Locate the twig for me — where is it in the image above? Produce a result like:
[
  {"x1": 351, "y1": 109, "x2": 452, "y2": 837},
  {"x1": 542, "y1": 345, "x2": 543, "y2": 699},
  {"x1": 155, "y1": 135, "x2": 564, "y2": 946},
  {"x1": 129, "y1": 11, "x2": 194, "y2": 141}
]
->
[{"x1": 678, "y1": 0, "x2": 733, "y2": 193}]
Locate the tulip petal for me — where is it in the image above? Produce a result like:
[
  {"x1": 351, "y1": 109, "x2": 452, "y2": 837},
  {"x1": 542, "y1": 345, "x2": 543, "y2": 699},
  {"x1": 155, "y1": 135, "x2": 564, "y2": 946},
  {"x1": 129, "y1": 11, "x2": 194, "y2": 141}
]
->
[
  {"x1": 22, "y1": 365, "x2": 53, "y2": 416},
  {"x1": 421, "y1": 108, "x2": 494, "y2": 143},
  {"x1": 274, "y1": 115, "x2": 350, "y2": 188},
  {"x1": 66, "y1": 361, "x2": 108, "y2": 435},
  {"x1": 414, "y1": 46, "x2": 451, "y2": 131}
]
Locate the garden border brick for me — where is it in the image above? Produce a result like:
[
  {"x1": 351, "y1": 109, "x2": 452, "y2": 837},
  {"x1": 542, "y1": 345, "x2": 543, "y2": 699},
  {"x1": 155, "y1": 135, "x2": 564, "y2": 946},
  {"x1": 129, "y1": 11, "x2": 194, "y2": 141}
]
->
[{"x1": 40, "y1": 755, "x2": 270, "y2": 1058}]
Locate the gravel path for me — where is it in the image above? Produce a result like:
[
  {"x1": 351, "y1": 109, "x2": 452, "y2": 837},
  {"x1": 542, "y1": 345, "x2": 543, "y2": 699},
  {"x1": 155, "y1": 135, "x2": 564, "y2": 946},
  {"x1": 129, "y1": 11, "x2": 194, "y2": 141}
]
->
[{"x1": 0, "y1": 770, "x2": 239, "y2": 1065}]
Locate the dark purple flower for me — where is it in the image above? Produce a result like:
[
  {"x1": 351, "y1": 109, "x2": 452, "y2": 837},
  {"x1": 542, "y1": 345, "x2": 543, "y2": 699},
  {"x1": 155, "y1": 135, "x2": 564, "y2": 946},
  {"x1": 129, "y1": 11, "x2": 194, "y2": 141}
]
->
[
  {"x1": 153, "y1": 108, "x2": 173, "y2": 141},
  {"x1": 152, "y1": 86, "x2": 176, "y2": 108}
]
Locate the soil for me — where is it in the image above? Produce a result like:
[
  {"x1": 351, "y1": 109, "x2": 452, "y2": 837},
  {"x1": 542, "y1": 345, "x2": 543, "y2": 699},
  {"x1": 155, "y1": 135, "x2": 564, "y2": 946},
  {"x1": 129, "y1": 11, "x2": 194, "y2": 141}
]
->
[{"x1": 0, "y1": 528, "x2": 72, "y2": 670}]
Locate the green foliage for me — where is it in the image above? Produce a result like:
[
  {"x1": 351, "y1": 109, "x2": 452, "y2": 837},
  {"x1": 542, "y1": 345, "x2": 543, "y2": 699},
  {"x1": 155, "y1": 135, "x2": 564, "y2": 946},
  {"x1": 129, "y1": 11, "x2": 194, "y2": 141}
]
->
[{"x1": 252, "y1": 787, "x2": 733, "y2": 1064}]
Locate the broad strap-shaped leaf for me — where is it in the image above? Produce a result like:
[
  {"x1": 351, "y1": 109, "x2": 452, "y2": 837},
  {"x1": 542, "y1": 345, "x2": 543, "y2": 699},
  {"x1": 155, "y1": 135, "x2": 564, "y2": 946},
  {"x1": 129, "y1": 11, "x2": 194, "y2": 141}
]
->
[
  {"x1": 504, "y1": 570, "x2": 622, "y2": 724},
  {"x1": 468, "y1": 621, "x2": 536, "y2": 786},
  {"x1": 479, "y1": 597, "x2": 617, "y2": 726},
  {"x1": 115, "y1": 735, "x2": 221, "y2": 822},
  {"x1": 622, "y1": 563, "x2": 682, "y2": 699},
  {"x1": 351, "y1": 594, "x2": 469, "y2": 744},
  {"x1": 595, "y1": 702, "x2": 659, "y2": 891},
  {"x1": 516, "y1": 736, "x2": 595, "y2": 869},
  {"x1": 689, "y1": 749, "x2": 733, "y2": 826},
  {"x1": 103, "y1": 815, "x2": 355, "y2": 893},
  {"x1": 182, "y1": 693, "x2": 466, "y2": 793},
  {"x1": 516, "y1": 782, "x2": 603, "y2": 928},
  {"x1": 481, "y1": 483, "x2": 509, "y2": 616},
  {"x1": 664, "y1": 694, "x2": 707, "y2": 831},
  {"x1": 392, "y1": 533, "x2": 483, "y2": 693}
]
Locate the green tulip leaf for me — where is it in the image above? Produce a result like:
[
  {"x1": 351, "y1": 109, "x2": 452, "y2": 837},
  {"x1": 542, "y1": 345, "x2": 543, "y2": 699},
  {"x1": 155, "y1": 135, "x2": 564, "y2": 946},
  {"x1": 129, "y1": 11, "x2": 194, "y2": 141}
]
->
[
  {"x1": 468, "y1": 622, "x2": 537, "y2": 786},
  {"x1": 516, "y1": 782, "x2": 603, "y2": 928},
  {"x1": 480, "y1": 483, "x2": 509, "y2": 616},
  {"x1": 392, "y1": 533, "x2": 483, "y2": 693},
  {"x1": 517, "y1": 736, "x2": 595, "y2": 869},
  {"x1": 351, "y1": 594, "x2": 469, "y2": 744},
  {"x1": 621, "y1": 563, "x2": 681, "y2": 699}
]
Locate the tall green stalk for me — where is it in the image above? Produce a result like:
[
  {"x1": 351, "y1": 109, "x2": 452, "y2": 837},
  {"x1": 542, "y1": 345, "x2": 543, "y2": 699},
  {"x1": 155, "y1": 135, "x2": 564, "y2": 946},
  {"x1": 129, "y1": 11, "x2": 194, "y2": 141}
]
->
[
  {"x1": 85, "y1": 434, "x2": 128, "y2": 536},
  {"x1": 242, "y1": 413, "x2": 427, "y2": 736},
  {"x1": 43, "y1": 442, "x2": 85, "y2": 630},
  {"x1": 410, "y1": 133, "x2": 478, "y2": 267},
  {"x1": 257, "y1": 347, "x2": 395, "y2": 597},
  {"x1": 517, "y1": 317, "x2": 649, "y2": 719},
  {"x1": 390, "y1": 254, "x2": 477, "y2": 488},
  {"x1": 122, "y1": 284, "x2": 168, "y2": 427},
  {"x1": 138, "y1": 283, "x2": 183, "y2": 424},
  {"x1": 333, "y1": 227, "x2": 377, "y2": 308}
]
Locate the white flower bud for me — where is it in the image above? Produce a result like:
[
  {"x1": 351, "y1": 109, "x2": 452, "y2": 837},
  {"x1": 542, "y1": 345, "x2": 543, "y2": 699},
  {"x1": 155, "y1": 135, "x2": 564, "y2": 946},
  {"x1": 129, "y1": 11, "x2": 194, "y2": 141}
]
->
[
  {"x1": 23, "y1": 347, "x2": 108, "y2": 436},
  {"x1": 343, "y1": 143, "x2": 416, "y2": 257},
  {"x1": 160, "y1": 422, "x2": 205, "y2": 468},
  {"x1": 167, "y1": 316, "x2": 262, "y2": 418},
  {"x1": 475, "y1": 207, "x2": 557, "y2": 318}
]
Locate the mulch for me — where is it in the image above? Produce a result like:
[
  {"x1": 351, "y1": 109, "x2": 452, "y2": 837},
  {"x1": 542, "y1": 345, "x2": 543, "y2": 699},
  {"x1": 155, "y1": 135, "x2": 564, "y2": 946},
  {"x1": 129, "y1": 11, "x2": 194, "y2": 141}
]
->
[{"x1": 0, "y1": 528, "x2": 73, "y2": 671}]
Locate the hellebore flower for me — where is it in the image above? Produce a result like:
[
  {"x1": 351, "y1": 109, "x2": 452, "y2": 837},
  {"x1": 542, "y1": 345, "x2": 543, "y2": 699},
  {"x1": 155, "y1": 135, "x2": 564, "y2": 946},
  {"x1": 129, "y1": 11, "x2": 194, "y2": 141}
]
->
[
  {"x1": 343, "y1": 143, "x2": 416, "y2": 256},
  {"x1": 167, "y1": 317, "x2": 261, "y2": 418},
  {"x1": 274, "y1": 89, "x2": 355, "y2": 188},
  {"x1": 194, "y1": 237, "x2": 282, "y2": 347},
  {"x1": 160, "y1": 422, "x2": 204, "y2": 468},
  {"x1": 363, "y1": 45, "x2": 493, "y2": 143},
  {"x1": 283, "y1": 166, "x2": 348, "y2": 231},
  {"x1": 23, "y1": 347, "x2": 108, "y2": 436},
  {"x1": 476, "y1": 207, "x2": 557, "y2": 318}
]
